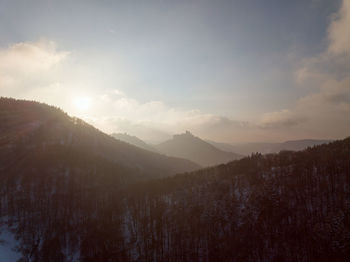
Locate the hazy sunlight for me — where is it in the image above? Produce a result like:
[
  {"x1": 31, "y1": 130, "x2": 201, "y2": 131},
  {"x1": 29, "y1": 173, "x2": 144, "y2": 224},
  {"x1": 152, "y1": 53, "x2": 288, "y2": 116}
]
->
[{"x1": 73, "y1": 97, "x2": 91, "y2": 112}]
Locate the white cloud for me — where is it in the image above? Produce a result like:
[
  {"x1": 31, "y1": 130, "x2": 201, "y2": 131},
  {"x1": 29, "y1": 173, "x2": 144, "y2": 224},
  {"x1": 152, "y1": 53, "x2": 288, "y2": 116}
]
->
[
  {"x1": 0, "y1": 39, "x2": 68, "y2": 73},
  {"x1": 0, "y1": 39, "x2": 69, "y2": 96},
  {"x1": 260, "y1": 0, "x2": 350, "y2": 140},
  {"x1": 328, "y1": 0, "x2": 350, "y2": 56},
  {"x1": 260, "y1": 109, "x2": 306, "y2": 129}
]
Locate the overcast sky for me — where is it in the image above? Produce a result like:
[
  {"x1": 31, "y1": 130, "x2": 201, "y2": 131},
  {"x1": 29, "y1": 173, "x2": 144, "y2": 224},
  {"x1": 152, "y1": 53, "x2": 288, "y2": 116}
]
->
[{"x1": 0, "y1": 0, "x2": 349, "y2": 143}]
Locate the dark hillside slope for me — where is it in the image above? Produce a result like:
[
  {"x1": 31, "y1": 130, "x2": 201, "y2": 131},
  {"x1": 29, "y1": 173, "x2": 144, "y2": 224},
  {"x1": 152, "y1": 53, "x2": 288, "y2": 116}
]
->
[
  {"x1": 2, "y1": 136, "x2": 348, "y2": 261},
  {"x1": 125, "y1": 137, "x2": 350, "y2": 261},
  {"x1": 0, "y1": 97, "x2": 198, "y2": 261}
]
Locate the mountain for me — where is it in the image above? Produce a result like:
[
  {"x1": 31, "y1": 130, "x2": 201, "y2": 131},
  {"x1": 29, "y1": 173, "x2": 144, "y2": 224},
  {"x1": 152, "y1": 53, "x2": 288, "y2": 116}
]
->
[
  {"x1": 0, "y1": 98, "x2": 199, "y2": 179},
  {"x1": 208, "y1": 139, "x2": 331, "y2": 155},
  {"x1": 1, "y1": 112, "x2": 349, "y2": 261},
  {"x1": 111, "y1": 133, "x2": 158, "y2": 153},
  {"x1": 155, "y1": 131, "x2": 242, "y2": 166}
]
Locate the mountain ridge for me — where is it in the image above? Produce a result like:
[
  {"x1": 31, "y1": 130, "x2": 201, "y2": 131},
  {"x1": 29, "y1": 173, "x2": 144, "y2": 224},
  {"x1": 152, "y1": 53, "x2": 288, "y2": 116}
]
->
[
  {"x1": 111, "y1": 133, "x2": 158, "y2": 153},
  {"x1": 207, "y1": 138, "x2": 332, "y2": 155},
  {"x1": 155, "y1": 131, "x2": 242, "y2": 166},
  {"x1": 0, "y1": 97, "x2": 200, "y2": 178}
]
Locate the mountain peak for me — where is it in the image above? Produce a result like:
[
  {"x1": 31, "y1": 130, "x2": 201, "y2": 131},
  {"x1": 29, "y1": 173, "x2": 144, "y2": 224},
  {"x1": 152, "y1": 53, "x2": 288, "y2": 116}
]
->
[
  {"x1": 185, "y1": 130, "x2": 192, "y2": 136},
  {"x1": 174, "y1": 130, "x2": 195, "y2": 139},
  {"x1": 156, "y1": 131, "x2": 242, "y2": 166}
]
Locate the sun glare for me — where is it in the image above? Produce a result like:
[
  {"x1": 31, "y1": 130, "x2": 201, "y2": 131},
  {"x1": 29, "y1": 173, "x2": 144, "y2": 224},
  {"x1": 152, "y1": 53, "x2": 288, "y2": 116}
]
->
[{"x1": 73, "y1": 97, "x2": 91, "y2": 111}]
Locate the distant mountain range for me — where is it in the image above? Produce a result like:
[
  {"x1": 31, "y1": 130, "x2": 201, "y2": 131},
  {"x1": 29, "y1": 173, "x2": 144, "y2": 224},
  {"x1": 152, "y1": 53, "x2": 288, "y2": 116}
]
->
[
  {"x1": 111, "y1": 133, "x2": 158, "y2": 153},
  {"x1": 155, "y1": 131, "x2": 242, "y2": 166},
  {"x1": 207, "y1": 139, "x2": 332, "y2": 156},
  {"x1": 112, "y1": 131, "x2": 331, "y2": 165}
]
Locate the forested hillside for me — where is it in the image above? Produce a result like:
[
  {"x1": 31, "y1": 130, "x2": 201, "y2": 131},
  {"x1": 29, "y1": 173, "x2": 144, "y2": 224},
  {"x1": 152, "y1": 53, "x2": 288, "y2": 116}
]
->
[
  {"x1": 0, "y1": 98, "x2": 349, "y2": 261},
  {"x1": 0, "y1": 98, "x2": 199, "y2": 261},
  {"x1": 123, "y1": 138, "x2": 350, "y2": 261},
  {"x1": 1, "y1": 141, "x2": 349, "y2": 260}
]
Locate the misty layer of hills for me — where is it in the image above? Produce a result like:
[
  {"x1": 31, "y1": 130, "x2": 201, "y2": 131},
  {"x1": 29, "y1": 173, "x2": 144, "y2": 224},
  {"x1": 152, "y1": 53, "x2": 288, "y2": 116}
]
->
[
  {"x1": 155, "y1": 131, "x2": 242, "y2": 166},
  {"x1": 113, "y1": 131, "x2": 243, "y2": 167},
  {"x1": 208, "y1": 139, "x2": 331, "y2": 156},
  {"x1": 111, "y1": 133, "x2": 158, "y2": 153},
  {"x1": 112, "y1": 132, "x2": 329, "y2": 168},
  {"x1": 1, "y1": 98, "x2": 349, "y2": 262}
]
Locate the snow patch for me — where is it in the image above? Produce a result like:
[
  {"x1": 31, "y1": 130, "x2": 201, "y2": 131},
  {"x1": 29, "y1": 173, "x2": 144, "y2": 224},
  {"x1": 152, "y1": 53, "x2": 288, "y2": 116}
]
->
[{"x1": 0, "y1": 225, "x2": 21, "y2": 262}]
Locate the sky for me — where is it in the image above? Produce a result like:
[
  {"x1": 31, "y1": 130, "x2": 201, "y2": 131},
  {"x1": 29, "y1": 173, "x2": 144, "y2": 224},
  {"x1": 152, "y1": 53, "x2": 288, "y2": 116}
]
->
[{"x1": 0, "y1": 0, "x2": 349, "y2": 143}]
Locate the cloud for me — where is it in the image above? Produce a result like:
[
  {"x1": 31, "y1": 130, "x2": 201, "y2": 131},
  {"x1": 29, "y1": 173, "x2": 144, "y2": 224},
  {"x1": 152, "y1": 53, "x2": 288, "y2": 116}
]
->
[
  {"x1": 328, "y1": 0, "x2": 350, "y2": 56},
  {"x1": 85, "y1": 93, "x2": 230, "y2": 142},
  {"x1": 0, "y1": 39, "x2": 242, "y2": 143},
  {"x1": 0, "y1": 39, "x2": 68, "y2": 73},
  {"x1": 295, "y1": 0, "x2": 350, "y2": 85},
  {"x1": 260, "y1": 110, "x2": 306, "y2": 129},
  {"x1": 0, "y1": 39, "x2": 69, "y2": 96},
  {"x1": 0, "y1": 39, "x2": 306, "y2": 143},
  {"x1": 261, "y1": 0, "x2": 350, "y2": 140}
]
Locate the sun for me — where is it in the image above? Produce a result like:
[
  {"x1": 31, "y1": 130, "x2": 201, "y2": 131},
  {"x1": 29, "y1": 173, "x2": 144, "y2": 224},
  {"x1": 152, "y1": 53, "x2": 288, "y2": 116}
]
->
[{"x1": 73, "y1": 97, "x2": 91, "y2": 112}]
